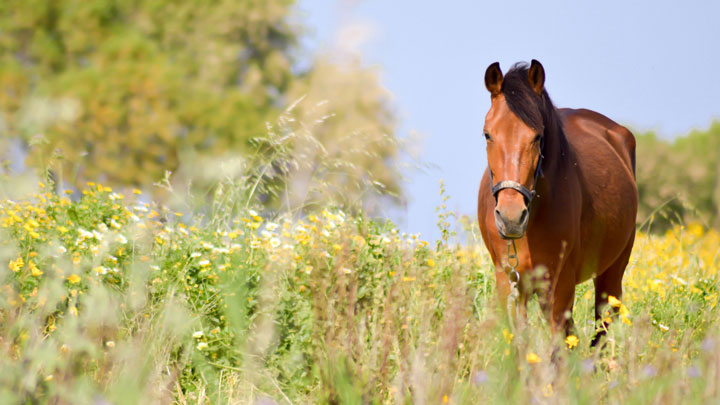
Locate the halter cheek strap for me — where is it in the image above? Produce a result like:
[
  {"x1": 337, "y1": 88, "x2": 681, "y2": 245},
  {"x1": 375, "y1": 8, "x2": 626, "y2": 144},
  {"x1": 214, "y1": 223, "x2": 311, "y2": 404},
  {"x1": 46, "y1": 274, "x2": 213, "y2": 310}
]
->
[{"x1": 489, "y1": 137, "x2": 544, "y2": 206}]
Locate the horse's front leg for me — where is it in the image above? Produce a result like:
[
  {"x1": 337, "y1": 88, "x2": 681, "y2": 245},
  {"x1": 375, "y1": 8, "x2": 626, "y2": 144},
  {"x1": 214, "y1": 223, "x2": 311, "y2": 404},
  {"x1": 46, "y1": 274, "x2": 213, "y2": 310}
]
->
[{"x1": 551, "y1": 285, "x2": 576, "y2": 336}]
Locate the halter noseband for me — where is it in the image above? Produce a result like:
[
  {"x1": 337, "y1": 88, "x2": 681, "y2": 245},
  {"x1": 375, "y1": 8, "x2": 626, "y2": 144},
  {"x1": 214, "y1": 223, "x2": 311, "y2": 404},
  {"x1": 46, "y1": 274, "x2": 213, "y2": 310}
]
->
[{"x1": 489, "y1": 136, "x2": 544, "y2": 207}]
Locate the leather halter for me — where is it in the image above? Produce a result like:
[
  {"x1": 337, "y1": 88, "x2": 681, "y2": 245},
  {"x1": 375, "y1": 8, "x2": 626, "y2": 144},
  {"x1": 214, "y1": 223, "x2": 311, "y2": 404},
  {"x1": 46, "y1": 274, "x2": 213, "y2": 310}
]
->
[{"x1": 489, "y1": 136, "x2": 544, "y2": 206}]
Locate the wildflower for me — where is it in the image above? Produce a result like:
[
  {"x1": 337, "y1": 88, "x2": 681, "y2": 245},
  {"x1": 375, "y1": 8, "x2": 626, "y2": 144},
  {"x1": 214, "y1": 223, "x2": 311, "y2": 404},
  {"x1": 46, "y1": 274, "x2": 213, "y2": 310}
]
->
[
  {"x1": 67, "y1": 274, "x2": 81, "y2": 284},
  {"x1": 618, "y1": 304, "x2": 632, "y2": 325},
  {"x1": 197, "y1": 342, "x2": 208, "y2": 350},
  {"x1": 526, "y1": 352, "x2": 541, "y2": 364},
  {"x1": 106, "y1": 341, "x2": 115, "y2": 348},
  {"x1": 502, "y1": 329, "x2": 514, "y2": 343},
  {"x1": 426, "y1": 258, "x2": 435, "y2": 267},
  {"x1": 133, "y1": 188, "x2": 142, "y2": 195},
  {"x1": 9, "y1": 257, "x2": 24, "y2": 272},
  {"x1": 266, "y1": 222, "x2": 279, "y2": 232},
  {"x1": 565, "y1": 335, "x2": 579, "y2": 349},
  {"x1": 190, "y1": 252, "x2": 202, "y2": 258},
  {"x1": 192, "y1": 331, "x2": 204, "y2": 339},
  {"x1": 29, "y1": 261, "x2": 43, "y2": 277},
  {"x1": 608, "y1": 295, "x2": 622, "y2": 308},
  {"x1": 270, "y1": 238, "x2": 281, "y2": 249},
  {"x1": 542, "y1": 384, "x2": 554, "y2": 397},
  {"x1": 198, "y1": 260, "x2": 211, "y2": 268},
  {"x1": 472, "y1": 370, "x2": 489, "y2": 386}
]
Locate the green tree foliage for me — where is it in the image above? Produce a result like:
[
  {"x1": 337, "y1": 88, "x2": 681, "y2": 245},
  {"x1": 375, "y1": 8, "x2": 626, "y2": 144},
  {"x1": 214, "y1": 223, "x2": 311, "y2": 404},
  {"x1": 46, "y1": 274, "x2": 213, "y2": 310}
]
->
[
  {"x1": 636, "y1": 122, "x2": 720, "y2": 231},
  {"x1": 0, "y1": 0, "x2": 402, "y2": 208}
]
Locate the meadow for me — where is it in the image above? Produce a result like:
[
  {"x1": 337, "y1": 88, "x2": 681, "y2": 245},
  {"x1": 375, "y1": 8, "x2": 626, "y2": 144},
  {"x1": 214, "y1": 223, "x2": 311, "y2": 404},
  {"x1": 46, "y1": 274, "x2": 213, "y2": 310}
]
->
[{"x1": 0, "y1": 179, "x2": 718, "y2": 404}]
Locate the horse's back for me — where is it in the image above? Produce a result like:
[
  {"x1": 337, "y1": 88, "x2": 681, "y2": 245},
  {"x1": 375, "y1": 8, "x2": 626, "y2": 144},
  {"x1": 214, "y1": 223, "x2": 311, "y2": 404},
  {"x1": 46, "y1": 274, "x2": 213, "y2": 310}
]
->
[{"x1": 559, "y1": 108, "x2": 636, "y2": 178}]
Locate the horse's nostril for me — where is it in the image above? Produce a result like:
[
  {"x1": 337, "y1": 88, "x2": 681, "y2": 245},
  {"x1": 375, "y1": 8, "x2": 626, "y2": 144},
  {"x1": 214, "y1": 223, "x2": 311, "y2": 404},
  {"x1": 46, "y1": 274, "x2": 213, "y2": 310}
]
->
[{"x1": 519, "y1": 208, "x2": 528, "y2": 224}]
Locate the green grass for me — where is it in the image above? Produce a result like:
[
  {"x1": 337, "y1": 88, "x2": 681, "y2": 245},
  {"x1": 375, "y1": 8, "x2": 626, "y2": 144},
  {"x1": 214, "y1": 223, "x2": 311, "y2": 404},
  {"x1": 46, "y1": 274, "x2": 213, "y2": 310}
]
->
[{"x1": 0, "y1": 181, "x2": 718, "y2": 404}]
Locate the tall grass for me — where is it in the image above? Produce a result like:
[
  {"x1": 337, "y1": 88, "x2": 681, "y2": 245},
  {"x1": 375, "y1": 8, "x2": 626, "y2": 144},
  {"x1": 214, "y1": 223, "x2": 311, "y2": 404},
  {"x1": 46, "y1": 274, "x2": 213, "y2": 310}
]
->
[{"x1": 0, "y1": 112, "x2": 718, "y2": 403}]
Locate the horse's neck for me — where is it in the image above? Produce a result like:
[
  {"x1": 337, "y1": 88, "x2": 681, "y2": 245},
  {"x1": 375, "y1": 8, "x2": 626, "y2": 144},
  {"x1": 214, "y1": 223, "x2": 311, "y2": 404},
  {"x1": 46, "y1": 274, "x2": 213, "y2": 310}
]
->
[{"x1": 542, "y1": 118, "x2": 571, "y2": 184}]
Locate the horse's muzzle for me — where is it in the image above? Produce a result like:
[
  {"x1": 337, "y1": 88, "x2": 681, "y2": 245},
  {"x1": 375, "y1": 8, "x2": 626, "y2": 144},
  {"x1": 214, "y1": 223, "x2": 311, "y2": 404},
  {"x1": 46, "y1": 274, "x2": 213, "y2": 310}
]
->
[{"x1": 494, "y1": 205, "x2": 528, "y2": 239}]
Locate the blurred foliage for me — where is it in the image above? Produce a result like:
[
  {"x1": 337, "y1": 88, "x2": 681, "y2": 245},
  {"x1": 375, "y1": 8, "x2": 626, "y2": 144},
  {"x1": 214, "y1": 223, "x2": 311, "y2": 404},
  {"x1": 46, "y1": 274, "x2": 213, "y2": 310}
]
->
[
  {"x1": 0, "y1": 0, "x2": 402, "y2": 208},
  {"x1": 636, "y1": 122, "x2": 720, "y2": 232},
  {"x1": 284, "y1": 58, "x2": 401, "y2": 210}
]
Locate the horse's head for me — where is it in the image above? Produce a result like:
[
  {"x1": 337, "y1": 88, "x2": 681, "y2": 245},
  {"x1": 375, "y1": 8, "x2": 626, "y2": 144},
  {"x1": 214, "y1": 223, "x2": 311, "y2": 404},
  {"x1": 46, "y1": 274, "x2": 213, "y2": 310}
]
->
[{"x1": 483, "y1": 60, "x2": 546, "y2": 239}]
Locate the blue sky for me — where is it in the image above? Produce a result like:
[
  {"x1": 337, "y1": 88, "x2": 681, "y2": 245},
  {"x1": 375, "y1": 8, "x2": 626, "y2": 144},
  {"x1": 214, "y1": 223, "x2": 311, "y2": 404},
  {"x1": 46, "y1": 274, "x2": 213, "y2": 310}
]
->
[{"x1": 296, "y1": 0, "x2": 720, "y2": 240}]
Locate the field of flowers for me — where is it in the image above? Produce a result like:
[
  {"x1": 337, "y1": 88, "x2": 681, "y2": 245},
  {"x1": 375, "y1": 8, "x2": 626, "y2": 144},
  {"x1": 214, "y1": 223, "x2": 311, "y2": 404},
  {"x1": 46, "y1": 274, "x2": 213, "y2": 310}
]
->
[{"x1": 0, "y1": 183, "x2": 718, "y2": 403}]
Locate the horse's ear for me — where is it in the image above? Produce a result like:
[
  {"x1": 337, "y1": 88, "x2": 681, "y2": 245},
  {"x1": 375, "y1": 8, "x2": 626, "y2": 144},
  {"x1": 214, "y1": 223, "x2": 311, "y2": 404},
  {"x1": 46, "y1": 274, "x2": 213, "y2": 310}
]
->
[
  {"x1": 528, "y1": 59, "x2": 545, "y2": 94},
  {"x1": 484, "y1": 62, "x2": 503, "y2": 97}
]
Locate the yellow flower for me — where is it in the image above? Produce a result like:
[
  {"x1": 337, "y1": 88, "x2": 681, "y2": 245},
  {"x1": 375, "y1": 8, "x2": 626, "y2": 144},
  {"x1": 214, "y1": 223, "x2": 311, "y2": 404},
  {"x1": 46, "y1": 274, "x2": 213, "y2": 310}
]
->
[
  {"x1": 29, "y1": 261, "x2": 43, "y2": 277},
  {"x1": 526, "y1": 352, "x2": 541, "y2": 364},
  {"x1": 9, "y1": 257, "x2": 24, "y2": 272},
  {"x1": 426, "y1": 258, "x2": 436, "y2": 267},
  {"x1": 502, "y1": 328, "x2": 514, "y2": 343},
  {"x1": 565, "y1": 335, "x2": 579, "y2": 349},
  {"x1": 133, "y1": 188, "x2": 142, "y2": 195},
  {"x1": 67, "y1": 274, "x2": 81, "y2": 284},
  {"x1": 608, "y1": 295, "x2": 622, "y2": 308}
]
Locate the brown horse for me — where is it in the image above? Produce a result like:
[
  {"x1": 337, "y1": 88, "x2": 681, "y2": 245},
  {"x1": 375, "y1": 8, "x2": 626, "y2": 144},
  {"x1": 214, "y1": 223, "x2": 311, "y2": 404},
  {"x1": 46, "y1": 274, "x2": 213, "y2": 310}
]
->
[{"x1": 477, "y1": 60, "x2": 637, "y2": 343}]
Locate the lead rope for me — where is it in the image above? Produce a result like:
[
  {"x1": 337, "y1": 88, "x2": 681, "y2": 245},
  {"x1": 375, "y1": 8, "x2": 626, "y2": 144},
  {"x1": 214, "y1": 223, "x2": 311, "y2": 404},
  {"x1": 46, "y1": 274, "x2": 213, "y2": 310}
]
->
[{"x1": 504, "y1": 239, "x2": 521, "y2": 333}]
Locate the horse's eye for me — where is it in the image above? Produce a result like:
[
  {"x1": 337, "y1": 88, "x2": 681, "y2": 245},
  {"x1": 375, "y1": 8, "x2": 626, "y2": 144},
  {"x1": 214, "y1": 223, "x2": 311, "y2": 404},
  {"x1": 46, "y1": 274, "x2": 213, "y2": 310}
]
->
[
  {"x1": 533, "y1": 134, "x2": 542, "y2": 144},
  {"x1": 484, "y1": 132, "x2": 491, "y2": 141}
]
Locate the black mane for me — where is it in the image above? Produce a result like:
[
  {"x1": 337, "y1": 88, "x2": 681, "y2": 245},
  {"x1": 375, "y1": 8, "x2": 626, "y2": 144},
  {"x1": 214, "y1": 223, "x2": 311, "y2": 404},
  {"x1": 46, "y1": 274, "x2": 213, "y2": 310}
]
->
[{"x1": 502, "y1": 63, "x2": 566, "y2": 147}]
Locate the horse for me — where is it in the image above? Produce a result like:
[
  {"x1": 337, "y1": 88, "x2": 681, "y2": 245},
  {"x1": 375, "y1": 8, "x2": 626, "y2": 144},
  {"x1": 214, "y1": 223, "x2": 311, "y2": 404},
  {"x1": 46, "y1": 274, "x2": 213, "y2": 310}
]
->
[{"x1": 477, "y1": 60, "x2": 637, "y2": 344}]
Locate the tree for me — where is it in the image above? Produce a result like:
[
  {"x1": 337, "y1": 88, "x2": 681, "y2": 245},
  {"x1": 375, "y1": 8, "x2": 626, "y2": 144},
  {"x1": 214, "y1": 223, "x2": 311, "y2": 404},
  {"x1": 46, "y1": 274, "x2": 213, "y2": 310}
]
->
[
  {"x1": 1, "y1": 1, "x2": 383, "y2": 197},
  {"x1": 636, "y1": 122, "x2": 720, "y2": 231}
]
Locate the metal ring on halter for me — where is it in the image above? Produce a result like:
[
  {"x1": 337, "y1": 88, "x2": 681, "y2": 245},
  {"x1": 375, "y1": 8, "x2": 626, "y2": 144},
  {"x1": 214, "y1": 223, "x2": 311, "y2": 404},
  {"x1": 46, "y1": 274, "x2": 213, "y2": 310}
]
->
[{"x1": 508, "y1": 269, "x2": 520, "y2": 284}]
